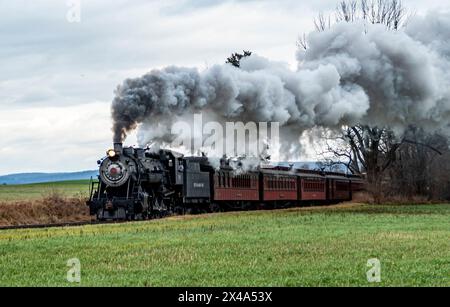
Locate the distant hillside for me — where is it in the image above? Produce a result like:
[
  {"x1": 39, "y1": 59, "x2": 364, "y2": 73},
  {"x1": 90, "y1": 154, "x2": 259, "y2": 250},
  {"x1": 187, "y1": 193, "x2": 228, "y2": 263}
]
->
[{"x1": 0, "y1": 171, "x2": 98, "y2": 185}]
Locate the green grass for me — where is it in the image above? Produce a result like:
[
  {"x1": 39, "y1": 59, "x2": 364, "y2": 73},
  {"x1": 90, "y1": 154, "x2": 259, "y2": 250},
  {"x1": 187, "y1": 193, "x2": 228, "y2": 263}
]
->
[
  {"x1": 0, "y1": 203, "x2": 449, "y2": 287},
  {"x1": 0, "y1": 180, "x2": 91, "y2": 201}
]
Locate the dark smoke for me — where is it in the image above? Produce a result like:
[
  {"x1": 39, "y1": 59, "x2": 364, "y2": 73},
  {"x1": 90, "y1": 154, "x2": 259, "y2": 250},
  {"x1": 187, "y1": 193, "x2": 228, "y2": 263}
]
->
[{"x1": 111, "y1": 12, "x2": 450, "y2": 158}]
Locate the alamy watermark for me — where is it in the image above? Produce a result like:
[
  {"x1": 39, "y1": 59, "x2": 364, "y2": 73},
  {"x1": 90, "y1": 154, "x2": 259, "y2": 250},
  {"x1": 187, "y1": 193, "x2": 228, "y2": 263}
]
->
[
  {"x1": 67, "y1": 258, "x2": 81, "y2": 283},
  {"x1": 171, "y1": 113, "x2": 280, "y2": 157},
  {"x1": 66, "y1": 0, "x2": 81, "y2": 23},
  {"x1": 366, "y1": 258, "x2": 381, "y2": 283}
]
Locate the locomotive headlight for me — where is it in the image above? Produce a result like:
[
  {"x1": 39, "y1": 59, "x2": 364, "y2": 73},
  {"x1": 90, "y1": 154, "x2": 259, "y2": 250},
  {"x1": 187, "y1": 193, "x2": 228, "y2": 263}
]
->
[{"x1": 107, "y1": 149, "x2": 116, "y2": 158}]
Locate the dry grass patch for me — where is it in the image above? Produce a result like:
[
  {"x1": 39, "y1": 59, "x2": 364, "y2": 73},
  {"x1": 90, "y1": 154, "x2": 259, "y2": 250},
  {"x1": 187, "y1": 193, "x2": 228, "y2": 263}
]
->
[{"x1": 0, "y1": 190, "x2": 90, "y2": 226}]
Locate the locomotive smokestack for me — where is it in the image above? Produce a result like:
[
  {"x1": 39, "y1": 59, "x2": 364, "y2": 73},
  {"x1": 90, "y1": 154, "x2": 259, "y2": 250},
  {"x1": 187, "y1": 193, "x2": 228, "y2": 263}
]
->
[{"x1": 114, "y1": 142, "x2": 123, "y2": 155}]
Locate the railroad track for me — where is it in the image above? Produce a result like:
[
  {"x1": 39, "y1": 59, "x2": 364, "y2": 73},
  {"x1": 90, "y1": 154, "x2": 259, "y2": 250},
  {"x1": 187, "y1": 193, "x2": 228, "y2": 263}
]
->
[
  {"x1": 0, "y1": 213, "x2": 177, "y2": 231},
  {"x1": 0, "y1": 220, "x2": 130, "y2": 231}
]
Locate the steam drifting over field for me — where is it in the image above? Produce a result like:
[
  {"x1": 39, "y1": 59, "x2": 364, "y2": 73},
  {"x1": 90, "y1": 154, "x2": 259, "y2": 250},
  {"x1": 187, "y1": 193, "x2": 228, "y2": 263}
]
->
[{"x1": 111, "y1": 12, "x2": 450, "y2": 159}]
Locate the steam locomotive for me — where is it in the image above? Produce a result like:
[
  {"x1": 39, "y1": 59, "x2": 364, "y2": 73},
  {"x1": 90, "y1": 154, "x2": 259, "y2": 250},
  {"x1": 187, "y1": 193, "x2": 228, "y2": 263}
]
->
[{"x1": 87, "y1": 143, "x2": 364, "y2": 221}]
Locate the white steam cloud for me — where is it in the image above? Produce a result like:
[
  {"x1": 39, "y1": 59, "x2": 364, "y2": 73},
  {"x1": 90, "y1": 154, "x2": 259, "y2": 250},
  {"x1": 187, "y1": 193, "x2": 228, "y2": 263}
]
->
[{"x1": 111, "y1": 12, "x2": 450, "y2": 159}]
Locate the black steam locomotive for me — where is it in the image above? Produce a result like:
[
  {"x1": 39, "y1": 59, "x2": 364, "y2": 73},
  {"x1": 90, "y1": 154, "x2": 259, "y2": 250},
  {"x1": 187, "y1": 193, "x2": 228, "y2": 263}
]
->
[{"x1": 87, "y1": 143, "x2": 363, "y2": 221}]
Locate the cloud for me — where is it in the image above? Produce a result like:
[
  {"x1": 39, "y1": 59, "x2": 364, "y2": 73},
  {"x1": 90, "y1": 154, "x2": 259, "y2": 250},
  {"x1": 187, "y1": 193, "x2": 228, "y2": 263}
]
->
[
  {"x1": 0, "y1": 0, "x2": 449, "y2": 174},
  {"x1": 0, "y1": 102, "x2": 113, "y2": 174}
]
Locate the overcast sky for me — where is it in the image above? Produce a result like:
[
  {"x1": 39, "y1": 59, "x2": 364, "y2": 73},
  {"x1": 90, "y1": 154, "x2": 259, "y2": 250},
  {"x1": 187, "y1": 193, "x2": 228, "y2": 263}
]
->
[{"x1": 0, "y1": 0, "x2": 449, "y2": 175}]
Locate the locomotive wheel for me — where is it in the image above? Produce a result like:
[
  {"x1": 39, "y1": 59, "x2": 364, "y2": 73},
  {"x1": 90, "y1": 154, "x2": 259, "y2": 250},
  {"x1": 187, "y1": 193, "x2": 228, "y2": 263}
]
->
[
  {"x1": 185, "y1": 208, "x2": 194, "y2": 215},
  {"x1": 210, "y1": 203, "x2": 222, "y2": 213}
]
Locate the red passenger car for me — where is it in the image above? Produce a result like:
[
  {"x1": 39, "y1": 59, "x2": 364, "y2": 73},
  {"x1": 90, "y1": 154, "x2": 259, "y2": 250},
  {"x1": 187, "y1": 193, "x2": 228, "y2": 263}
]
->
[
  {"x1": 261, "y1": 170, "x2": 298, "y2": 202},
  {"x1": 298, "y1": 171, "x2": 327, "y2": 201},
  {"x1": 349, "y1": 175, "x2": 365, "y2": 192},
  {"x1": 327, "y1": 175, "x2": 351, "y2": 201},
  {"x1": 213, "y1": 171, "x2": 259, "y2": 201}
]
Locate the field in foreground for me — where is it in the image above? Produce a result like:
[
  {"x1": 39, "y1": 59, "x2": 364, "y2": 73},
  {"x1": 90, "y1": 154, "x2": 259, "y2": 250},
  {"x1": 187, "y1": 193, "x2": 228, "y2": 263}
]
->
[
  {"x1": 0, "y1": 180, "x2": 90, "y2": 201},
  {"x1": 0, "y1": 203, "x2": 449, "y2": 287}
]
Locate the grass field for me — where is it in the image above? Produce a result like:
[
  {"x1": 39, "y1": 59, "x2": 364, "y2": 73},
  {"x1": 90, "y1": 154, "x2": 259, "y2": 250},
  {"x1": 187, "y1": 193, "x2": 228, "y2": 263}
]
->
[
  {"x1": 0, "y1": 203, "x2": 449, "y2": 286},
  {"x1": 0, "y1": 180, "x2": 91, "y2": 201}
]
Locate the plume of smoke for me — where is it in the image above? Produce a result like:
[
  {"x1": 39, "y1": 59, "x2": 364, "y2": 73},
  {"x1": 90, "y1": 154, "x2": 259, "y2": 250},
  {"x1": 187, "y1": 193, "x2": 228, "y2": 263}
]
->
[
  {"x1": 298, "y1": 16, "x2": 450, "y2": 136},
  {"x1": 111, "y1": 12, "x2": 450, "y2": 160}
]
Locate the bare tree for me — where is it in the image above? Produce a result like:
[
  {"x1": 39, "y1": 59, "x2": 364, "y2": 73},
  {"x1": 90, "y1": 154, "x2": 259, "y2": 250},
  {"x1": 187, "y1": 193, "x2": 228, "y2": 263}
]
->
[
  {"x1": 318, "y1": 125, "x2": 401, "y2": 202},
  {"x1": 335, "y1": 0, "x2": 358, "y2": 23},
  {"x1": 319, "y1": 125, "x2": 449, "y2": 202},
  {"x1": 314, "y1": 13, "x2": 331, "y2": 32},
  {"x1": 333, "y1": 0, "x2": 407, "y2": 29},
  {"x1": 299, "y1": 0, "x2": 409, "y2": 49},
  {"x1": 301, "y1": 1, "x2": 450, "y2": 202},
  {"x1": 226, "y1": 50, "x2": 252, "y2": 68},
  {"x1": 388, "y1": 129, "x2": 450, "y2": 200}
]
